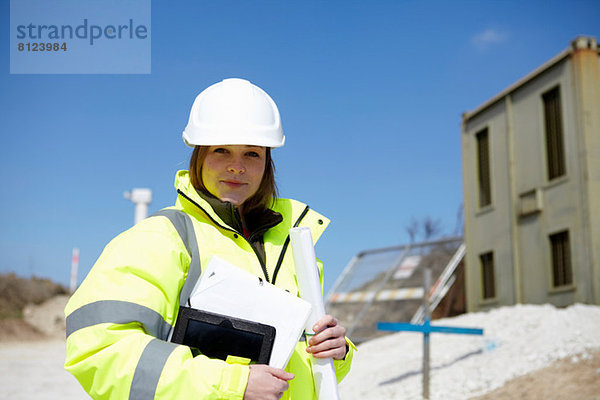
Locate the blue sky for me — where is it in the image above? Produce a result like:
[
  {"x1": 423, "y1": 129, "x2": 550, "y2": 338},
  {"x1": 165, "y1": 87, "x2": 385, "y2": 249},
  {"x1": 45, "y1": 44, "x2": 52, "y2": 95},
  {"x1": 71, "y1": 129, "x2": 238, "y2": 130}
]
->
[{"x1": 1, "y1": 0, "x2": 598, "y2": 293}]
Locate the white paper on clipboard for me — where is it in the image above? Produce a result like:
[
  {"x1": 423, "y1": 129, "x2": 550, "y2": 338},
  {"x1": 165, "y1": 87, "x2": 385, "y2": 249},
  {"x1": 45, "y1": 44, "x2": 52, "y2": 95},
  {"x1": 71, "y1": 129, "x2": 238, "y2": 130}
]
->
[{"x1": 188, "y1": 256, "x2": 312, "y2": 369}]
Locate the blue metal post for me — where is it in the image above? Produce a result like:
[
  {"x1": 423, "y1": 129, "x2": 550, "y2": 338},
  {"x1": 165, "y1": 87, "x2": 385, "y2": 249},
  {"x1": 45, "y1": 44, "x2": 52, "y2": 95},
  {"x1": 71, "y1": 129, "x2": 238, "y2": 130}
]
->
[{"x1": 423, "y1": 267, "x2": 431, "y2": 400}]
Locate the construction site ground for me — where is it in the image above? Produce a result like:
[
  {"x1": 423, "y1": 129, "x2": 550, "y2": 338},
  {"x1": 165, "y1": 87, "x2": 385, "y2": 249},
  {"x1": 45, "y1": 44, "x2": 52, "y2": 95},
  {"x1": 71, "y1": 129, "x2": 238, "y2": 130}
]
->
[
  {"x1": 1, "y1": 315, "x2": 599, "y2": 399},
  {"x1": 1, "y1": 274, "x2": 598, "y2": 399}
]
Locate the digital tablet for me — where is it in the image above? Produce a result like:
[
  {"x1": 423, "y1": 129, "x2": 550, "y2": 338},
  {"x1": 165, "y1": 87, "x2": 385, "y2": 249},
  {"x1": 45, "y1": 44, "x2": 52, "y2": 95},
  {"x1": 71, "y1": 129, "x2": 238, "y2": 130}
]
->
[{"x1": 171, "y1": 306, "x2": 276, "y2": 365}]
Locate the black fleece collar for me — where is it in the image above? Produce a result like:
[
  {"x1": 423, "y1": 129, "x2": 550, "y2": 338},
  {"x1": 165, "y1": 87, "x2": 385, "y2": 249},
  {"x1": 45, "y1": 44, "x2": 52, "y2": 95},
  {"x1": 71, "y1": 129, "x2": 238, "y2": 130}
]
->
[{"x1": 194, "y1": 188, "x2": 283, "y2": 239}]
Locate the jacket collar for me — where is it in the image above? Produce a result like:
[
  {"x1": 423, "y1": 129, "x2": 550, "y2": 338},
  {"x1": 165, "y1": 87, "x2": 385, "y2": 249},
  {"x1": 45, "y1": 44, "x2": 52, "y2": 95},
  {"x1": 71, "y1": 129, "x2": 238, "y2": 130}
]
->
[
  {"x1": 174, "y1": 170, "x2": 226, "y2": 225},
  {"x1": 173, "y1": 170, "x2": 330, "y2": 242},
  {"x1": 174, "y1": 170, "x2": 282, "y2": 236}
]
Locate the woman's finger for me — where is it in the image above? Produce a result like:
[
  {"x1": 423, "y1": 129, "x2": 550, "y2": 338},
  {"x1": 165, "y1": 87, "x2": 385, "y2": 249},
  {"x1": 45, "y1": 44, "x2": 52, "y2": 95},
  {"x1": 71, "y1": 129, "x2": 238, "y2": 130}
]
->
[
  {"x1": 308, "y1": 325, "x2": 345, "y2": 346},
  {"x1": 312, "y1": 314, "x2": 338, "y2": 333}
]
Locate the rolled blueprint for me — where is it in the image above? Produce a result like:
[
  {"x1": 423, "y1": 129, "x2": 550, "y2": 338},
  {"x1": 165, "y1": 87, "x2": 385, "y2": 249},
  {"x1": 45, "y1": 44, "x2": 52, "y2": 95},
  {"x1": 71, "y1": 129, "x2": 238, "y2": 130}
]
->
[{"x1": 289, "y1": 227, "x2": 340, "y2": 400}]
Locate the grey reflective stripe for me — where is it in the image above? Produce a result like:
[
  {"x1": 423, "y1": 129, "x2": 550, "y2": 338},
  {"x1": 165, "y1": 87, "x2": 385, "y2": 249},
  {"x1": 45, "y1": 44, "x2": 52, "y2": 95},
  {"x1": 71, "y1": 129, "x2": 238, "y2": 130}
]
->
[
  {"x1": 129, "y1": 339, "x2": 178, "y2": 400},
  {"x1": 65, "y1": 300, "x2": 172, "y2": 340},
  {"x1": 152, "y1": 209, "x2": 202, "y2": 306}
]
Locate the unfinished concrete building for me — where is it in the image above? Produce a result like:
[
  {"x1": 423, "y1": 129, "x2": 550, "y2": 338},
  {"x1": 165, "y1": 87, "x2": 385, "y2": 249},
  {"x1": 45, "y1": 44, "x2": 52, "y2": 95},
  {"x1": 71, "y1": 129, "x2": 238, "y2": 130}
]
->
[{"x1": 461, "y1": 36, "x2": 600, "y2": 311}]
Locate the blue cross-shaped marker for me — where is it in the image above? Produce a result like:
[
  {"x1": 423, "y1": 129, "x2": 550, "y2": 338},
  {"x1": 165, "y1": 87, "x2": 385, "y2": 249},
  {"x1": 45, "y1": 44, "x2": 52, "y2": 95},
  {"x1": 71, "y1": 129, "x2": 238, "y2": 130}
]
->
[
  {"x1": 377, "y1": 317, "x2": 483, "y2": 399},
  {"x1": 377, "y1": 320, "x2": 483, "y2": 336}
]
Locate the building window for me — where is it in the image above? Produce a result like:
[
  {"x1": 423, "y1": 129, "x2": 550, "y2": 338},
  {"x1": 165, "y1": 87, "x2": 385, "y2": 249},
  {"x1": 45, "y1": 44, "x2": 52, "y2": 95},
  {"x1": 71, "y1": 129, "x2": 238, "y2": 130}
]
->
[
  {"x1": 476, "y1": 128, "x2": 491, "y2": 207},
  {"x1": 543, "y1": 86, "x2": 566, "y2": 180},
  {"x1": 480, "y1": 251, "x2": 495, "y2": 299},
  {"x1": 549, "y1": 230, "x2": 572, "y2": 287}
]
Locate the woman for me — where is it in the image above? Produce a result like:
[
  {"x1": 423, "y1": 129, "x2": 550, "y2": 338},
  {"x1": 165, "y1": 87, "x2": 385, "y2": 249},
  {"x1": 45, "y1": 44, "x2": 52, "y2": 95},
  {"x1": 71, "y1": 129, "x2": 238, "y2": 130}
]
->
[{"x1": 65, "y1": 78, "x2": 354, "y2": 399}]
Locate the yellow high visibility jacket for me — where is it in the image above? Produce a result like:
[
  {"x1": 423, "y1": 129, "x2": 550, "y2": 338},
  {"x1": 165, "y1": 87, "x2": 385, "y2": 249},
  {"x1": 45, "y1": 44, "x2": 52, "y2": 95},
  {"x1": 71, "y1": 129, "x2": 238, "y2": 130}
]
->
[{"x1": 65, "y1": 170, "x2": 354, "y2": 399}]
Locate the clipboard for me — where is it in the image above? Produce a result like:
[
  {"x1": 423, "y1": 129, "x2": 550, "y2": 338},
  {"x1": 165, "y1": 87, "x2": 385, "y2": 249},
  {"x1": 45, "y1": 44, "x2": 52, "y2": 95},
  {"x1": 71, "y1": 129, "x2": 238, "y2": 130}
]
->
[
  {"x1": 171, "y1": 306, "x2": 276, "y2": 364},
  {"x1": 186, "y1": 256, "x2": 312, "y2": 369}
]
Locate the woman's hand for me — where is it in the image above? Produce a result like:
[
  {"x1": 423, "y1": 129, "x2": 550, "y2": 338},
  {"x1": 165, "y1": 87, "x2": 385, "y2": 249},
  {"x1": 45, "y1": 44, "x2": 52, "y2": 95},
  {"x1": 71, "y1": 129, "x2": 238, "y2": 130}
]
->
[
  {"x1": 243, "y1": 365, "x2": 294, "y2": 400},
  {"x1": 306, "y1": 314, "x2": 348, "y2": 360}
]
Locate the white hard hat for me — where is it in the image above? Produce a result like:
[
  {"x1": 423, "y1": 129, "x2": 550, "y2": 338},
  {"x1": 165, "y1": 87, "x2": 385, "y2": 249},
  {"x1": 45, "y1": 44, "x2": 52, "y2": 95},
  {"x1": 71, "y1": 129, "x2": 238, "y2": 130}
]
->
[{"x1": 182, "y1": 78, "x2": 285, "y2": 148}]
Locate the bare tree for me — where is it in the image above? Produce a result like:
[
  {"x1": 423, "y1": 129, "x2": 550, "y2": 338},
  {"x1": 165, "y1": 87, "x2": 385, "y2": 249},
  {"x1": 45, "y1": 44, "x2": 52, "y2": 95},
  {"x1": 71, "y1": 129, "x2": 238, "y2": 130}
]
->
[
  {"x1": 423, "y1": 217, "x2": 442, "y2": 241},
  {"x1": 405, "y1": 217, "x2": 420, "y2": 243},
  {"x1": 406, "y1": 216, "x2": 443, "y2": 243}
]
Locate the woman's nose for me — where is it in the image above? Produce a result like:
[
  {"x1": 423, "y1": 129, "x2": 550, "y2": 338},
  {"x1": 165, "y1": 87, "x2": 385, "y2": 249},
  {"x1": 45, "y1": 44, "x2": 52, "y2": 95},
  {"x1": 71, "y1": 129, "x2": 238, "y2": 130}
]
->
[{"x1": 227, "y1": 160, "x2": 245, "y2": 174}]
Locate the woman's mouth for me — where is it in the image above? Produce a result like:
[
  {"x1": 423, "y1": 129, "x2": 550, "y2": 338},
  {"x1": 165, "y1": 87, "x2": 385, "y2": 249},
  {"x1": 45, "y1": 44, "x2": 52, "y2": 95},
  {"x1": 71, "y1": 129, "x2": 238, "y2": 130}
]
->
[{"x1": 221, "y1": 180, "x2": 245, "y2": 188}]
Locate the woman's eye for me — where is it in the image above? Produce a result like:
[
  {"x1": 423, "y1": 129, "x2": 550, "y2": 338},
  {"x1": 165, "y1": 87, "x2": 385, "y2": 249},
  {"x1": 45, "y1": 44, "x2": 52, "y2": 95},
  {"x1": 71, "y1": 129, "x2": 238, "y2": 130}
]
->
[
  {"x1": 213, "y1": 148, "x2": 228, "y2": 154},
  {"x1": 246, "y1": 151, "x2": 260, "y2": 158}
]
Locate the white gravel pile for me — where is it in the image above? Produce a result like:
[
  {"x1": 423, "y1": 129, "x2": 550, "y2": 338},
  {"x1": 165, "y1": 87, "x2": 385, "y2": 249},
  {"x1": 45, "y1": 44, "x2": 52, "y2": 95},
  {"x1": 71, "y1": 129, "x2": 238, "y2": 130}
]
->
[{"x1": 339, "y1": 303, "x2": 600, "y2": 400}]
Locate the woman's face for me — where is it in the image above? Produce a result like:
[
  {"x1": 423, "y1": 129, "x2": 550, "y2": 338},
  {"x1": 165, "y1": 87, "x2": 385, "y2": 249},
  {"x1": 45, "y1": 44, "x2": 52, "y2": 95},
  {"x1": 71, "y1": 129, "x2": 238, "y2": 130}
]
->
[{"x1": 201, "y1": 145, "x2": 267, "y2": 207}]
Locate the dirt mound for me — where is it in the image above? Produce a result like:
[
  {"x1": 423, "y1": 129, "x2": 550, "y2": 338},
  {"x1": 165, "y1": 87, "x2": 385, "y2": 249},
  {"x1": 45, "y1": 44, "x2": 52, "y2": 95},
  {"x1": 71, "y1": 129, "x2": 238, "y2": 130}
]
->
[
  {"x1": 0, "y1": 273, "x2": 69, "y2": 341},
  {"x1": 471, "y1": 350, "x2": 600, "y2": 400},
  {"x1": 0, "y1": 319, "x2": 47, "y2": 342},
  {"x1": 0, "y1": 273, "x2": 68, "y2": 319}
]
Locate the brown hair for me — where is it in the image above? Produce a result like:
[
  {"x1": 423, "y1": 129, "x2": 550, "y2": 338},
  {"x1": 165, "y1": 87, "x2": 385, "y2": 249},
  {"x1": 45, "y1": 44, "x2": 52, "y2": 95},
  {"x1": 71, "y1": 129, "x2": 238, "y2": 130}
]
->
[{"x1": 189, "y1": 146, "x2": 278, "y2": 213}]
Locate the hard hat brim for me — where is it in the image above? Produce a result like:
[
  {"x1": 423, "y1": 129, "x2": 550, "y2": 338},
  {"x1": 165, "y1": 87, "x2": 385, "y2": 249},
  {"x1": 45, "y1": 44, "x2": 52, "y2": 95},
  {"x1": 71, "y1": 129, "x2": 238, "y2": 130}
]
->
[{"x1": 182, "y1": 131, "x2": 285, "y2": 148}]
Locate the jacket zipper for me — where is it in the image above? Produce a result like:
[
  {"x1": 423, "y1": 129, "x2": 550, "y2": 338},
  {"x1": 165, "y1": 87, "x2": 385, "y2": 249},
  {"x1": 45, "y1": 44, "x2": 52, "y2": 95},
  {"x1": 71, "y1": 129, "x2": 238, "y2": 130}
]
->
[{"x1": 177, "y1": 189, "x2": 272, "y2": 282}]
